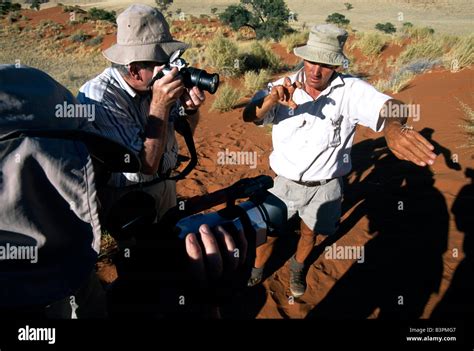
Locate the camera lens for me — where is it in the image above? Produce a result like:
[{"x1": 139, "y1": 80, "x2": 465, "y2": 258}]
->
[{"x1": 185, "y1": 67, "x2": 220, "y2": 94}]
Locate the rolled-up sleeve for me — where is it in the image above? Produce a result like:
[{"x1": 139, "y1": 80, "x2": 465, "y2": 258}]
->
[{"x1": 347, "y1": 79, "x2": 392, "y2": 132}]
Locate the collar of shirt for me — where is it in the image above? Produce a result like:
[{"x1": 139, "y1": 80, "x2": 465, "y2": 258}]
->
[{"x1": 110, "y1": 67, "x2": 138, "y2": 98}]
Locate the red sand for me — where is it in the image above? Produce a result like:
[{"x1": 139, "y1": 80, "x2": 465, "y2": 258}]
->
[
  {"x1": 7, "y1": 7, "x2": 474, "y2": 319},
  {"x1": 178, "y1": 65, "x2": 474, "y2": 319}
]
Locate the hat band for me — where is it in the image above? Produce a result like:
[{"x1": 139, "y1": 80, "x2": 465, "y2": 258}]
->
[
  {"x1": 294, "y1": 46, "x2": 346, "y2": 65},
  {"x1": 306, "y1": 41, "x2": 342, "y2": 52},
  {"x1": 116, "y1": 40, "x2": 172, "y2": 46}
]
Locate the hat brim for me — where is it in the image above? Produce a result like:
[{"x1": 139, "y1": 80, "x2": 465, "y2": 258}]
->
[
  {"x1": 103, "y1": 40, "x2": 190, "y2": 65},
  {"x1": 293, "y1": 45, "x2": 346, "y2": 66}
]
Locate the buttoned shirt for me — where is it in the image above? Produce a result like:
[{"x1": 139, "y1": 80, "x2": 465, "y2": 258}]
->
[{"x1": 254, "y1": 68, "x2": 391, "y2": 181}]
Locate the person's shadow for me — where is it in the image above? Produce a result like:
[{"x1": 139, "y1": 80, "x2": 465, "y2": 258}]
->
[
  {"x1": 340, "y1": 127, "x2": 460, "y2": 221},
  {"x1": 431, "y1": 168, "x2": 474, "y2": 319},
  {"x1": 306, "y1": 157, "x2": 450, "y2": 319},
  {"x1": 419, "y1": 128, "x2": 462, "y2": 171}
]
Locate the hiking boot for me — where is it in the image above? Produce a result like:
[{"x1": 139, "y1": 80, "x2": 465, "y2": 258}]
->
[
  {"x1": 289, "y1": 256, "x2": 306, "y2": 298},
  {"x1": 247, "y1": 267, "x2": 264, "y2": 287}
]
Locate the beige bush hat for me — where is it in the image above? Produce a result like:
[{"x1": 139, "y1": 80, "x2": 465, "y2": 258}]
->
[
  {"x1": 103, "y1": 4, "x2": 189, "y2": 65},
  {"x1": 293, "y1": 24, "x2": 348, "y2": 66}
]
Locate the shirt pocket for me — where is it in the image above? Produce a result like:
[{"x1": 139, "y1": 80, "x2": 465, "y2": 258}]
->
[{"x1": 328, "y1": 114, "x2": 344, "y2": 148}]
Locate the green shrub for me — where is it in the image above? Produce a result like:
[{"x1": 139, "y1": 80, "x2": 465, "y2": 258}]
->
[
  {"x1": 70, "y1": 30, "x2": 91, "y2": 43},
  {"x1": 445, "y1": 35, "x2": 474, "y2": 70},
  {"x1": 88, "y1": 8, "x2": 116, "y2": 23},
  {"x1": 85, "y1": 35, "x2": 104, "y2": 46},
  {"x1": 351, "y1": 32, "x2": 386, "y2": 57},
  {"x1": 211, "y1": 84, "x2": 243, "y2": 112},
  {"x1": 375, "y1": 22, "x2": 396, "y2": 34},
  {"x1": 280, "y1": 31, "x2": 309, "y2": 53},
  {"x1": 155, "y1": 0, "x2": 173, "y2": 13},
  {"x1": 441, "y1": 34, "x2": 460, "y2": 48},
  {"x1": 63, "y1": 5, "x2": 86, "y2": 14},
  {"x1": 205, "y1": 32, "x2": 239, "y2": 76},
  {"x1": 219, "y1": 0, "x2": 294, "y2": 40},
  {"x1": 182, "y1": 47, "x2": 203, "y2": 66},
  {"x1": 326, "y1": 13, "x2": 350, "y2": 26},
  {"x1": 239, "y1": 41, "x2": 281, "y2": 72},
  {"x1": 0, "y1": 1, "x2": 21, "y2": 16},
  {"x1": 402, "y1": 25, "x2": 435, "y2": 40},
  {"x1": 399, "y1": 39, "x2": 444, "y2": 64},
  {"x1": 243, "y1": 69, "x2": 271, "y2": 95},
  {"x1": 30, "y1": 0, "x2": 41, "y2": 11},
  {"x1": 374, "y1": 70, "x2": 416, "y2": 93}
]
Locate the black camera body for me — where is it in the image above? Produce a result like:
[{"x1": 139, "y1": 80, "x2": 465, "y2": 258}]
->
[{"x1": 149, "y1": 50, "x2": 220, "y2": 94}]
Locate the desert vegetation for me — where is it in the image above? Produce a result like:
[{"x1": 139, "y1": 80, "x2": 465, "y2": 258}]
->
[
  {"x1": 0, "y1": 2, "x2": 472, "y2": 125},
  {"x1": 0, "y1": 0, "x2": 473, "y2": 322}
]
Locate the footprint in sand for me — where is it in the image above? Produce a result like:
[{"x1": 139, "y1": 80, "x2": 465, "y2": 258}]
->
[{"x1": 198, "y1": 157, "x2": 216, "y2": 169}]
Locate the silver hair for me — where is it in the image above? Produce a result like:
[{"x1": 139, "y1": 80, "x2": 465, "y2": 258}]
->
[{"x1": 111, "y1": 63, "x2": 130, "y2": 77}]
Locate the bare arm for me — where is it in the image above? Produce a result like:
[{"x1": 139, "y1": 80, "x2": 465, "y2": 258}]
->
[
  {"x1": 243, "y1": 94, "x2": 278, "y2": 123},
  {"x1": 243, "y1": 78, "x2": 303, "y2": 123},
  {"x1": 141, "y1": 104, "x2": 170, "y2": 175},
  {"x1": 382, "y1": 99, "x2": 437, "y2": 167},
  {"x1": 140, "y1": 67, "x2": 184, "y2": 175}
]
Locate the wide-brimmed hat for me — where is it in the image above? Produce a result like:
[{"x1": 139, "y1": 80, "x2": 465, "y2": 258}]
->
[
  {"x1": 0, "y1": 64, "x2": 140, "y2": 172},
  {"x1": 103, "y1": 4, "x2": 189, "y2": 65},
  {"x1": 294, "y1": 24, "x2": 348, "y2": 66}
]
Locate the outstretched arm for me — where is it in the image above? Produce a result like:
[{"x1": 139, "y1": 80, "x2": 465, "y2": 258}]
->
[{"x1": 382, "y1": 99, "x2": 437, "y2": 167}]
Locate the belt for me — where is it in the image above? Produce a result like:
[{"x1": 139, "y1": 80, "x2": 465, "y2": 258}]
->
[{"x1": 291, "y1": 178, "x2": 333, "y2": 187}]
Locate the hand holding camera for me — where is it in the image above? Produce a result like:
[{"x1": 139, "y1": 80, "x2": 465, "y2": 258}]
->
[
  {"x1": 181, "y1": 86, "x2": 206, "y2": 112},
  {"x1": 149, "y1": 50, "x2": 220, "y2": 95},
  {"x1": 185, "y1": 223, "x2": 248, "y2": 282},
  {"x1": 150, "y1": 65, "x2": 185, "y2": 109}
]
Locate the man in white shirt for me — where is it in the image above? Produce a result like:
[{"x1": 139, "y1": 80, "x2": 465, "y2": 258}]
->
[
  {"x1": 78, "y1": 4, "x2": 205, "y2": 220},
  {"x1": 243, "y1": 24, "x2": 437, "y2": 298}
]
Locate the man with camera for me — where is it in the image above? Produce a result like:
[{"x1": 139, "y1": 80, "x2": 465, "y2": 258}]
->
[
  {"x1": 243, "y1": 24, "x2": 437, "y2": 298},
  {"x1": 78, "y1": 4, "x2": 206, "y2": 220},
  {"x1": 0, "y1": 63, "x2": 248, "y2": 319}
]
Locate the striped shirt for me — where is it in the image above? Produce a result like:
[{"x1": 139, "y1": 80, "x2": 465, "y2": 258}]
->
[{"x1": 77, "y1": 67, "x2": 178, "y2": 186}]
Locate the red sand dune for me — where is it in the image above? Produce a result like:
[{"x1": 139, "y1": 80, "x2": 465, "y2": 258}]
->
[
  {"x1": 177, "y1": 65, "x2": 474, "y2": 318},
  {"x1": 9, "y1": 7, "x2": 473, "y2": 319}
]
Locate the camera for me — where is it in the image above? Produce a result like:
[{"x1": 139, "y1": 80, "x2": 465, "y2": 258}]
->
[
  {"x1": 106, "y1": 176, "x2": 287, "y2": 247},
  {"x1": 174, "y1": 186, "x2": 287, "y2": 247},
  {"x1": 149, "y1": 50, "x2": 220, "y2": 94}
]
